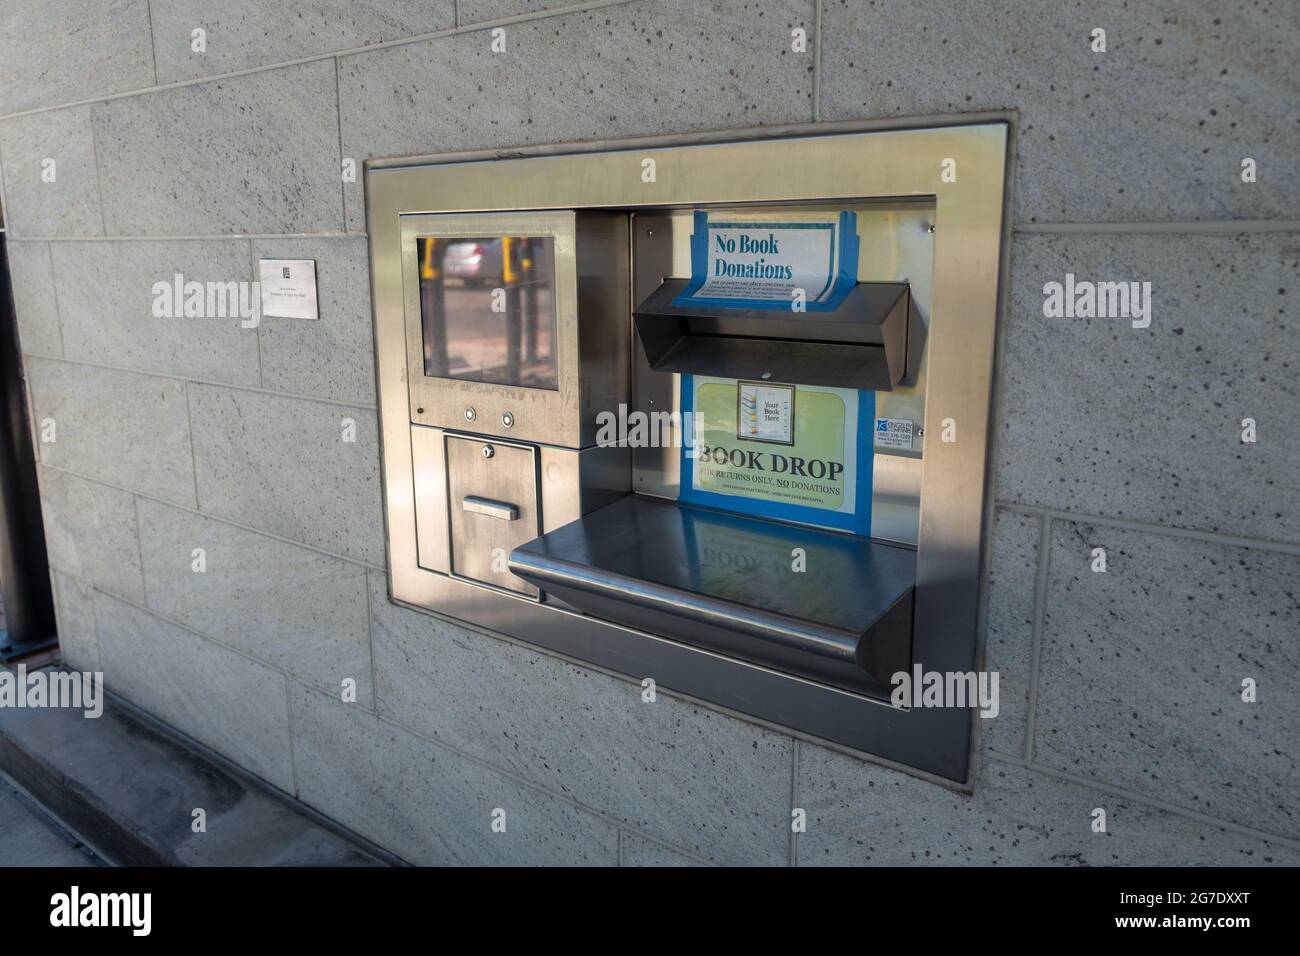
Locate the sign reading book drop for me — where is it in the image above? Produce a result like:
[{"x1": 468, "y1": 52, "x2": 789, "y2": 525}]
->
[
  {"x1": 672, "y1": 209, "x2": 874, "y2": 536},
  {"x1": 258, "y1": 258, "x2": 319, "y2": 320},
  {"x1": 681, "y1": 375, "x2": 873, "y2": 536}
]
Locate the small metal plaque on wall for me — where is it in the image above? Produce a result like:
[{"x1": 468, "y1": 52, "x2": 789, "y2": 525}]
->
[{"x1": 258, "y1": 258, "x2": 319, "y2": 320}]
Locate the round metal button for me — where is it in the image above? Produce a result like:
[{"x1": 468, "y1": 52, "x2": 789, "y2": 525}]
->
[
  {"x1": 481, "y1": 444, "x2": 494, "y2": 459},
  {"x1": 501, "y1": 411, "x2": 515, "y2": 428},
  {"x1": 464, "y1": 406, "x2": 477, "y2": 422}
]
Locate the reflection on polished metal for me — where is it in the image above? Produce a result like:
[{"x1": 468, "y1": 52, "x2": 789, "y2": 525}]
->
[
  {"x1": 510, "y1": 495, "x2": 913, "y2": 696},
  {"x1": 367, "y1": 119, "x2": 1009, "y2": 782}
]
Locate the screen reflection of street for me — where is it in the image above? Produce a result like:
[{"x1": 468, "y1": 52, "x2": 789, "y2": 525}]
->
[{"x1": 417, "y1": 236, "x2": 559, "y2": 390}]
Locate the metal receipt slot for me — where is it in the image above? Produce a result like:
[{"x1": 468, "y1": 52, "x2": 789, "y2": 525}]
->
[
  {"x1": 632, "y1": 277, "x2": 913, "y2": 390},
  {"x1": 367, "y1": 124, "x2": 1008, "y2": 779}
]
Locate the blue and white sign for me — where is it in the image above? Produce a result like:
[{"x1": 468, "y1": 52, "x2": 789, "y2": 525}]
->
[
  {"x1": 673, "y1": 210, "x2": 860, "y2": 313},
  {"x1": 873, "y1": 416, "x2": 914, "y2": 451}
]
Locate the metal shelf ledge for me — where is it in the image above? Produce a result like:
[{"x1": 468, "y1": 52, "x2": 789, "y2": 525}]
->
[{"x1": 509, "y1": 495, "x2": 914, "y2": 696}]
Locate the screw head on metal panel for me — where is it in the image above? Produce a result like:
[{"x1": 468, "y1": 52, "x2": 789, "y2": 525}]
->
[
  {"x1": 482, "y1": 444, "x2": 494, "y2": 459},
  {"x1": 501, "y1": 411, "x2": 514, "y2": 428},
  {"x1": 464, "y1": 406, "x2": 477, "y2": 422}
]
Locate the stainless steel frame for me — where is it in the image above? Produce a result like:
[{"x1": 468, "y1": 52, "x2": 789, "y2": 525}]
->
[
  {"x1": 400, "y1": 211, "x2": 579, "y2": 447},
  {"x1": 400, "y1": 211, "x2": 628, "y2": 449},
  {"x1": 366, "y1": 119, "x2": 1009, "y2": 782}
]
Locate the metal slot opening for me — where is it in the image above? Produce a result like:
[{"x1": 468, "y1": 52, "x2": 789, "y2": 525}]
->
[{"x1": 633, "y1": 278, "x2": 911, "y2": 390}]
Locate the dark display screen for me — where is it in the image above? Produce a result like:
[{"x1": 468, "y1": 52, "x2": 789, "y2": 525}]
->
[{"x1": 416, "y1": 235, "x2": 558, "y2": 390}]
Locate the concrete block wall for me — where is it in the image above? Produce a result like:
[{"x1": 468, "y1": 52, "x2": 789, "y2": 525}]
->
[{"x1": 1, "y1": 0, "x2": 1296, "y2": 865}]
